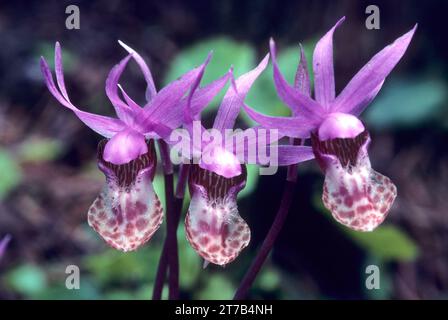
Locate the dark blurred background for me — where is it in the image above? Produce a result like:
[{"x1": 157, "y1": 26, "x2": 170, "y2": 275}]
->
[{"x1": 0, "y1": 0, "x2": 447, "y2": 299}]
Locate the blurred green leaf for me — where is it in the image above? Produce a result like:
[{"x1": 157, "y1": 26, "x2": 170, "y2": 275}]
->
[
  {"x1": 165, "y1": 37, "x2": 255, "y2": 117},
  {"x1": 365, "y1": 78, "x2": 447, "y2": 129},
  {"x1": 32, "y1": 277, "x2": 100, "y2": 300},
  {"x1": 18, "y1": 137, "x2": 63, "y2": 163},
  {"x1": 0, "y1": 148, "x2": 21, "y2": 199},
  {"x1": 165, "y1": 37, "x2": 255, "y2": 85},
  {"x1": 196, "y1": 274, "x2": 235, "y2": 300},
  {"x1": 346, "y1": 225, "x2": 419, "y2": 262},
  {"x1": 135, "y1": 284, "x2": 167, "y2": 300},
  {"x1": 178, "y1": 226, "x2": 201, "y2": 289},
  {"x1": 104, "y1": 290, "x2": 135, "y2": 300},
  {"x1": 255, "y1": 266, "x2": 281, "y2": 291},
  {"x1": 238, "y1": 164, "x2": 259, "y2": 199},
  {"x1": 6, "y1": 264, "x2": 47, "y2": 296},
  {"x1": 83, "y1": 246, "x2": 162, "y2": 286}
]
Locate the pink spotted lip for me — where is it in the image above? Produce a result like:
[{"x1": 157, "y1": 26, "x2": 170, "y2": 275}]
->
[
  {"x1": 185, "y1": 165, "x2": 250, "y2": 266},
  {"x1": 312, "y1": 131, "x2": 397, "y2": 231},
  {"x1": 88, "y1": 139, "x2": 163, "y2": 251}
]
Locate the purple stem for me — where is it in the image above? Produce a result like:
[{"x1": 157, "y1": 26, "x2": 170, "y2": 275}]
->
[
  {"x1": 175, "y1": 164, "x2": 190, "y2": 199},
  {"x1": 152, "y1": 164, "x2": 189, "y2": 300},
  {"x1": 164, "y1": 170, "x2": 179, "y2": 299},
  {"x1": 152, "y1": 238, "x2": 168, "y2": 300},
  {"x1": 154, "y1": 140, "x2": 178, "y2": 299},
  {"x1": 233, "y1": 173, "x2": 297, "y2": 300}
]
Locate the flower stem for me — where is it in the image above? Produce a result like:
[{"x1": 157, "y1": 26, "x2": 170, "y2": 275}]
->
[
  {"x1": 153, "y1": 140, "x2": 179, "y2": 299},
  {"x1": 152, "y1": 144, "x2": 189, "y2": 300},
  {"x1": 233, "y1": 167, "x2": 297, "y2": 300},
  {"x1": 164, "y1": 170, "x2": 179, "y2": 299},
  {"x1": 152, "y1": 239, "x2": 168, "y2": 300}
]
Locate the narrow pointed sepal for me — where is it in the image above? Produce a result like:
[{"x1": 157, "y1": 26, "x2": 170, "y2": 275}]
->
[
  {"x1": 312, "y1": 131, "x2": 397, "y2": 231},
  {"x1": 88, "y1": 139, "x2": 163, "y2": 251},
  {"x1": 185, "y1": 165, "x2": 250, "y2": 266}
]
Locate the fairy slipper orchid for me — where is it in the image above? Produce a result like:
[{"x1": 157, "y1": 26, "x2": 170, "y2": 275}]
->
[
  {"x1": 40, "y1": 42, "x2": 222, "y2": 251},
  {"x1": 244, "y1": 17, "x2": 416, "y2": 231},
  {"x1": 175, "y1": 55, "x2": 314, "y2": 265}
]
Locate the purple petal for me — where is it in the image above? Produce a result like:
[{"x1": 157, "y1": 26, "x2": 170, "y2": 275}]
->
[
  {"x1": 143, "y1": 121, "x2": 174, "y2": 140},
  {"x1": 157, "y1": 71, "x2": 232, "y2": 130},
  {"x1": 213, "y1": 54, "x2": 269, "y2": 131},
  {"x1": 41, "y1": 57, "x2": 126, "y2": 138},
  {"x1": 184, "y1": 53, "x2": 213, "y2": 123},
  {"x1": 117, "y1": 84, "x2": 142, "y2": 114},
  {"x1": 333, "y1": 25, "x2": 417, "y2": 114},
  {"x1": 270, "y1": 39, "x2": 325, "y2": 121},
  {"x1": 313, "y1": 17, "x2": 345, "y2": 109},
  {"x1": 347, "y1": 80, "x2": 384, "y2": 117},
  {"x1": 189, "y1": 68, "x2": 232, "y2": 120},
  {"x1": 105, "y1": 55, "x2": 137, "y2": 124},
  {"x1": 277, "y1": 145, "x2": 315, "y2": 165},
  {"x1": 54, "y1": 42, "x2": 71, "y2": 102},
  {"x1": 103, "y1": 127, "x2": 148, "y2": 165},
  {"x1": 139, "y1": 56, "x2": 210, "y2": 129},
  {"x1": 294, "y1": 44, "x2": 311, "y2": 98},
  {"x1": 243, "y1": 103, "x2": 317, "y2": 138},
  {"x1": 118, "y1": 40, "x2": 157, "y2": 101}
]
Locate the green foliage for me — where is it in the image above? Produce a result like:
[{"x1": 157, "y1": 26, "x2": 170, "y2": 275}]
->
[
  {"x1": 165, "y1": 37, "x2": 256, "y2": 85},
  {"x1": 83, "y1": 246, "x2": 162, "y2": 286},
  {"x1": 238, "y1": 164, "x2": 259, "y2": 199},
  {"x1": 346, "y1": 225, "x2": 419, "y2": 263},
  {"x1": 164, "y1": 37, "x2": 316, "y2": 127},
  {"x1": 196, "y1": 274, "x2": 236, "y2": 300},
  {"x1": 5, "y1": 264, "x2": 47, "y2": 296},
  {"x1": 178, "y1": 226, "x2": 201, "y2": 289},
  {"x1": 32, "y1": 277, "x2": 101, "y2": 300},
  {"x1": 18, "y1": 137, "x2": 63, "y2": 163},
  {"x1": 0, "y1": 148, "x2": 22, "y2": 199},
  {"x1": 365, "y1": 77, "x2": 447, "y2": 129},
  {"x1": 164, "y1": 37, "x2": 255, "y2": 115},
  {"x1": 255, "y1": 266, "x2": 281, "y2": 291}
]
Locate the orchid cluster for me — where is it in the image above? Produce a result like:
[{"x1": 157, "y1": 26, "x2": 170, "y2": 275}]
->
[{"x1": 41, "y1": 17, "x2": 416, "y2": 299}]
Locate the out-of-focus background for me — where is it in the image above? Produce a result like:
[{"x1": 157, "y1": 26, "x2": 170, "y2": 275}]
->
[{"x1": 0, "y1": 0, "x2": 447, "y2": 300}]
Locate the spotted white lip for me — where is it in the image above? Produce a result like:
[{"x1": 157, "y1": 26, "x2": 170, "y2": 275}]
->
[
  {"x1": 88, "y1": 139, "x2": 163, "y2": 251},
  {"x1": 185, "y1": 165, "x2": 250, "y2": 266}
]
